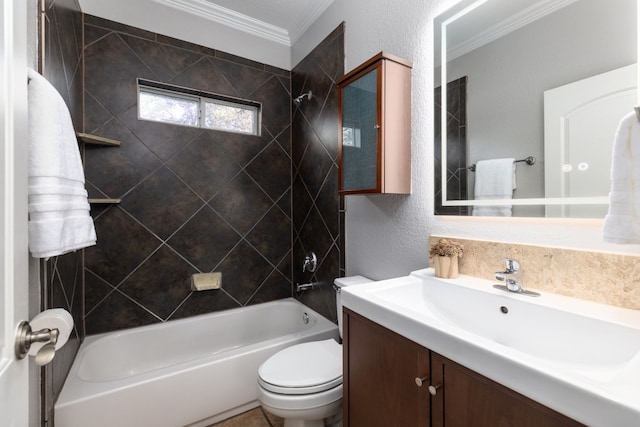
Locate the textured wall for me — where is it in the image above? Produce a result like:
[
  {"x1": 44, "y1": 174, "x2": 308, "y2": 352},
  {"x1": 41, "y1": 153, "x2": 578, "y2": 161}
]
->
[
  {"x1": 40, "y1": 0, "x2": 85, "y2": 423},
  {"x1": 291, "y1": 24, "x2": 345, "y2": 322},
  {"x1": 292, "y1": 0, "x2": 640, "y2": 283},
  {"x1": 83, "y1": 16, "x2": 293, "y2": 334}
]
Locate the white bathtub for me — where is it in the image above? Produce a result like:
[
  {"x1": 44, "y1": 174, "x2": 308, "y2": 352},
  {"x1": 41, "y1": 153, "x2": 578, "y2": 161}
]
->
[{"x1": 56, "y1": 298, "x2": 339, "y2": 427}]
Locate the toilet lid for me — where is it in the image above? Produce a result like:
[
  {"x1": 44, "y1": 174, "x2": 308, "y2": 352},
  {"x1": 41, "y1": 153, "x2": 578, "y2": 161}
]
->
[{"x1": 258, "y1": 339, "x2": 342, "y2": 395}]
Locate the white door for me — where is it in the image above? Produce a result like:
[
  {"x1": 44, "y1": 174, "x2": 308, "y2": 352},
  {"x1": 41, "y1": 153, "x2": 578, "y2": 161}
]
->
[
  {"x1": 544, "y1": 64, "x2": 637, "y2": 217},
  {"x1": 0, "y1": 0, "x2": 30, "y2": 425}
]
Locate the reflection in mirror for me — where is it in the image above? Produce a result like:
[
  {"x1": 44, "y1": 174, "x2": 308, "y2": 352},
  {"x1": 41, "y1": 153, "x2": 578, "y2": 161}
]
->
[{"x1": 434, "y1": 0, "x2": 637, "y2": 217}]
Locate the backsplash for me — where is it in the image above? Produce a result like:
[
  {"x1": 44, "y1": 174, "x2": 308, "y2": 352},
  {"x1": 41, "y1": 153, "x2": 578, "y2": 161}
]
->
[{"x1": 430, "y1": 236, "x2": 640, "y2": 310}]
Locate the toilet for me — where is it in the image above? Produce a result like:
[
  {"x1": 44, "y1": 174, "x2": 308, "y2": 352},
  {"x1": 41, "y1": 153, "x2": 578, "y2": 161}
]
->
[{"x1": 257, "y1": 276, "x2": 372, "y2": 427}]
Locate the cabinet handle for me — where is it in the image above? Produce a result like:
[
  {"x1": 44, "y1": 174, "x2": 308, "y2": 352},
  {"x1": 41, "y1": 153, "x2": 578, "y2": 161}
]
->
[
  {"x1": 428, "y1": 383, "x2": 442, "y2": 396},
  {"x1": 414, "y1": 376, "x2": 428, "y2": 387},
  {"x1": 374, "y1": 124, "x2": 381, "y2": 129}
]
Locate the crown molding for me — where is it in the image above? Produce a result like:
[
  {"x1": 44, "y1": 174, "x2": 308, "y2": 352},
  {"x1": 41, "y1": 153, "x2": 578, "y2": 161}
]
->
[
  {"x1": 448, "y1": 0, "x2": 578, "y2": 61},
  {"x1": 289, "y1": 0, "x2": 334, "y2": 45},
  {"x1": 153, "y1": 0, "x2": 291, "y2": 46}
]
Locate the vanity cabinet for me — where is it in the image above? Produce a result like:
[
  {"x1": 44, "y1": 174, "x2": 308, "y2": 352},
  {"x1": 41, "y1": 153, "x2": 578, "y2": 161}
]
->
[
  {"x1": 343, "y1": 309, "x2": 584, "y2": 427},
  {"x1": 430, "y1": 353, "x2": 584, "y2": 427},
  {"x1": 343, "y1": 309, "x2": 430, "y2": 426},
  {"x1": 337, "y1": 52, "x2": 412, "y2": 195}
]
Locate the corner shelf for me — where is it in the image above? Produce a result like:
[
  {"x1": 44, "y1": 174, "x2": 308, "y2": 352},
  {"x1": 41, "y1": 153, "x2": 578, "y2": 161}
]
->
[{"x1": 76, "y1": 132, "x2": 121, "y2": 147}]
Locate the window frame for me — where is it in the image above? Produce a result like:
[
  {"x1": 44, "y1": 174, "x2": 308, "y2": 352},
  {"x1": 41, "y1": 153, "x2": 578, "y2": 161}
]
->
[{"x1": 137, "y1": 79, "x2": 262, "y2": 136}]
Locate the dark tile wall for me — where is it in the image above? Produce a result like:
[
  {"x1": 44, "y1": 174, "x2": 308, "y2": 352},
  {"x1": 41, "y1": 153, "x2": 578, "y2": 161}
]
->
[
  {"x1": 434, "y1": 76, "x2": 468, "y2": 215},
  {"x1": 291, "y1": 24, "x2": 345, "y2": 322},
  {"x1": 40, "y1": 0, "x2": 85, "y2": 424},
  {"x1": 82, "y1": 16, "x2": 294, "y2": 335}
]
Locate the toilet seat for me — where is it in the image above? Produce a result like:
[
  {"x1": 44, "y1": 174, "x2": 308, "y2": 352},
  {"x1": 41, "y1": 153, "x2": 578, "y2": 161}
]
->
[{"x1": 258, "y1": 339, "x2": 342, "y2": 395}]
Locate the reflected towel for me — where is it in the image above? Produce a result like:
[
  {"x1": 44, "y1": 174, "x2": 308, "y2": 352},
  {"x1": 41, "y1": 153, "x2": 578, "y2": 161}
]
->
[
  {"x1": 472, "y1": 158, "x2": 516, "y2": 217},
  {"x1": 603, "y1": 111, "x2": 640, "y2": 244},
  {"x1": 27, "y1": 68, "x2": 96, "y2": 258}
]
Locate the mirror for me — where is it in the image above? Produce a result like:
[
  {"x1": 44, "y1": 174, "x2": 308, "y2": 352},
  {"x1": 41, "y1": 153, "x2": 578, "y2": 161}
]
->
[{"x1": 434, "y1": 0, "x2": 637, "y2": 217}]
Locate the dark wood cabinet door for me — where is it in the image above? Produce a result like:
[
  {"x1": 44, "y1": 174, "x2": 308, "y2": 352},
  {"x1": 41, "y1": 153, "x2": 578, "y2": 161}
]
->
[
  {"x1": 343, "y1": 309, "x2": 430, "y2": 427},
  {"x1": 431, "y1": 353, "x2": 585, "y2": 427}
]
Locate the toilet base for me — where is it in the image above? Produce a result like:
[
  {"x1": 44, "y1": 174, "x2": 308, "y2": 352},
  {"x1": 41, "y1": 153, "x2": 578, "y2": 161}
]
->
[
  {"x1": 259, "y1": 398, "x2": 341, "y2": 427},
  {"x1": 283, "y1": 418, "x2": 324, "y2": 427}
]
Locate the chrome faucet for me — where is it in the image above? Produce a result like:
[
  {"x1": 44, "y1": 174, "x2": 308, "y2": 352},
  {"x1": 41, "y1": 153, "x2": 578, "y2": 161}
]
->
[
  {"x1": 494, "y1": 258, "x2": 522, "y2": 292},
  {"x1": 493, "y1": 258, "x2": 540, "y2": 297}
]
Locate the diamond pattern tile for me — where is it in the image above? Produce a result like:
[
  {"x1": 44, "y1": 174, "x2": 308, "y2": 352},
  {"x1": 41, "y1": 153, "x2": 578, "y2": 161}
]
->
[
  {"x1": 168, "y1": 207, "x2": 241, "y2": 272},
  {"x1": 85, "y1": 32, "x2": 155, "y2": 115},
  {"x1": 209, "y1": 171, "x2": 273, "y2": 235},
  {"x1": 218, "y1": 241, "x2": 274, "y2": 305},
  {"x1": 118, "y1": 245, "x2": 197, "y2": 319},
  {"x1": 246, "y1": 205, "x2": 291, "y2": 266},
  {"x1": 245, "y1": 141, "x2": 291, "y2": 201},
  {"x1": 121, "y1": 166, "x2": 203, "y2": 240},
  {"x1": 167, "y1": 132, "x2": 241, "y2": 200},
  {"x1": 171, "y1": 57, "x2": 237, "y2": 97},
  {"x1": 84, "y1": 118, "x2": 162, "y2": 198},
  {"x1": 121, "y1": 34, "x2": 203, "y2": 81},
  {"x1": 84, "y1": 207, "x2": 162, "y2": 286},
  {"x1": 81, "y1": 17, "x2": 343, "y2": 334},
  {"x1": 251, "y1": 76, "x2": 291, "y2": 138},
  {"x1": 118, "y1": 105, "x2": 203, "y2": 161},
  {"x1": 82, "y1": 15, "x2": 294, "y2": 334},
  {"x1": 290, "y1": 25, "x2": 345, "y2": 320}
]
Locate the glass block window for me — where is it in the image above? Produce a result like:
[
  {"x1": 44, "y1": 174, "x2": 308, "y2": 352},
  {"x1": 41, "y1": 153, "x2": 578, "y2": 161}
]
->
[{"x1": 138, "y1": 79, "x2": 261, "y2": 135}]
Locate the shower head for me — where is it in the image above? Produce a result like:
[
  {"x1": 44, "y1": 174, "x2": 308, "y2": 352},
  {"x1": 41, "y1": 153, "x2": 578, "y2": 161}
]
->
[{"x1": 293, "y1": 90, "x2": 312, "y2": 106}]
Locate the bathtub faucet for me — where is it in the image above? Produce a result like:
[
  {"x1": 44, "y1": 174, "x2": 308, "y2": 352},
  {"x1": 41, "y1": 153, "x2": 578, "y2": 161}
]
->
[
  {"x1": 302, "y1": 252, "x2": 317, "y2": 273},
  {"x1": 296, "y1": 282, "x2": 315, "y2": 292}
]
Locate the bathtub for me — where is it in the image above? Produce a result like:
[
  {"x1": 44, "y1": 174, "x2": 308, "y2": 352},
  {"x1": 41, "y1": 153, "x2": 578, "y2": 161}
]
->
[{"x1": 55, "y1": 298, "x2": 339, "y2": 427}]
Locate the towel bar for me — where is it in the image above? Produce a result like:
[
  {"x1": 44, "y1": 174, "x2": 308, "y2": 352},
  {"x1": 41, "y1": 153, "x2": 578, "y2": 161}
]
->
[{"x1": 468, "y1": 156, "x2": 535, "y2": 172}]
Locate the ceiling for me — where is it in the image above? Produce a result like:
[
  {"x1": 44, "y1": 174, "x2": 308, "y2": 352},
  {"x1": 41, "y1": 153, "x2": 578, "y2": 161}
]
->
[{"x1": 151, "y1": 0, "x2": 334, "y2": 46}]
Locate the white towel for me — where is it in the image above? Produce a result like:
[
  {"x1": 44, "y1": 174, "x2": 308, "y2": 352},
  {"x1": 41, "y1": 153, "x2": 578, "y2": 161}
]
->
[
  {"x1": 27, "y1": 68, "x2": 96, "y2": 258},
  {"x1": 472, "y1": 158, "x2": 516, "y2": 217},
  {"x1": 603, "y1": 111, "x2": 640, "y2": 244}
]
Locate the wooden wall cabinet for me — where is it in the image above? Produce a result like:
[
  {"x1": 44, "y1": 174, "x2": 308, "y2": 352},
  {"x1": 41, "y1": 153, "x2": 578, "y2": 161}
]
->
[
  {"x1": 337, "y1": 52, "x2": 412, "y2": 195},
  {"x1": 343, "y1": 309, "x2": 585, "y2": 427}
]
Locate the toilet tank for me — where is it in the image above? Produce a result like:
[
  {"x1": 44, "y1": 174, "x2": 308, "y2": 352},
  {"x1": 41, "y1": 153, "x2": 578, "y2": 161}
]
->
[{"x1": 334, "y1": 275, "x2": 372, "y2": 338}]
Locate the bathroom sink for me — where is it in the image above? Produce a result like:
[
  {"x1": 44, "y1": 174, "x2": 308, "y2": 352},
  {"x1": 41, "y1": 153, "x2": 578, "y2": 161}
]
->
[
  {"x1": 370, "y1": 273, "x2": 640, "y2": 371},
  {"x1": 340, "y1": 268, "x2": 640, "y2": 427}
]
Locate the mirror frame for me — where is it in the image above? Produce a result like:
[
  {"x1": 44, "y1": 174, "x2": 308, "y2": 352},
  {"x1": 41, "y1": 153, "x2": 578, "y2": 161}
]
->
[{"x1": 435, "y1": 0, "x2": 625, "y2": 212}]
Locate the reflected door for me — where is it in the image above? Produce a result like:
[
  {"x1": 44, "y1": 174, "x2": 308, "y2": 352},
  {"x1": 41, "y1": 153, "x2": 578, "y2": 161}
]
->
[{"x1": 544, "y1": 64, "x2": 637, "y2": 217}]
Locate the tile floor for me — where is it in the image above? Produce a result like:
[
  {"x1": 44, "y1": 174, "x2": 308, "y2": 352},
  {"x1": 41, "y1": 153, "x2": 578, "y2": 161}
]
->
[{"x1": 209, "y1": 408, "x2": 284, "y2": 427}]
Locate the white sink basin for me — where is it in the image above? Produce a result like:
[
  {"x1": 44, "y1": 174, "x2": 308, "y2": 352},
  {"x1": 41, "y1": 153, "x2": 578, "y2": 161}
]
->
[
  {"x1": 341, "y1": 268, "x2": 640, "y2": 427},
  {"x1": 372, "y1": 273, "x2": 640, "y2": 370}
]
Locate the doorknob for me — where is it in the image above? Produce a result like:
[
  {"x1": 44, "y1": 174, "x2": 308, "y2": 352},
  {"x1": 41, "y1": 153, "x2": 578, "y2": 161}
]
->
[
  {"x1": 14, "y1": 308, "x2": 73, "y2": 366},
  {"x1": 15, "y1": 321, "x2": 59, "y2": 364}
]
